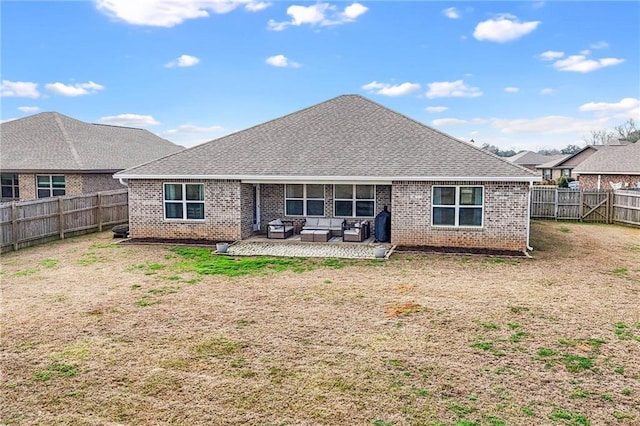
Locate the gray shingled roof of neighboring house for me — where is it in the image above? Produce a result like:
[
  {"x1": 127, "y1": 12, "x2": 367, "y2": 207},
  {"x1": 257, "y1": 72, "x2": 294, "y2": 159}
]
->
[
  {"x1": 573, "y1": 142, "x2": 640, "y2": 174},
  {"x1": 116, "y1": 95, "x2": 538, "y2": 182},
  {"x1": 506, "y1": 151, "x2": 565, "y2": 167},
  {"x1": 536, "y1": 155, "x2": 571, "y2": 169},
  {"x1": 0, "y1": 112, "x2": 184, "y2": 172}
]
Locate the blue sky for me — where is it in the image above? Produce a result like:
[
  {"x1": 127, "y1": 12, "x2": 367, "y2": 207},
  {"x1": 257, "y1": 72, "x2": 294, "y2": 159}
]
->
[{"x1": 2, "y1": 1, "x2": 639, "y2": 151}]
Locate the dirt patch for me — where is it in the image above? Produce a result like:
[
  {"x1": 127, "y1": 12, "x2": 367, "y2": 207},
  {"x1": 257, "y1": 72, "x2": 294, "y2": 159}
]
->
[{"x1": 1, "y1": 220, "x2": 639, "y2": 425}]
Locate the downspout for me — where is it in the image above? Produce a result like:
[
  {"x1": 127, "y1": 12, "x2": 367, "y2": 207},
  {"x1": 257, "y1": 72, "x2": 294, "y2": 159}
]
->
[
  {"x1": 526, "y1": 181, "x2": 534, "y2": 252},
  {"x1": 597, "y1": 175, "x2": 601, "y2": 190},
  {"x1": 119, "y1": 178, "x2": 128, "y2": 186}
]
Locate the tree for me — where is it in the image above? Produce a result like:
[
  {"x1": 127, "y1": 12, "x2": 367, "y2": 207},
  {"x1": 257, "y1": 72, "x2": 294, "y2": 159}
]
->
[
  {"x1": 537, "y1": 148, "x2": 561, "y2": 156},
  {"x1": 560, "y1": 144, "x2": 582, "y2": 155},
  {"x1": 480, "y1": 143, "x2": 517, "y2": 157},
  {"x1": 584, "y1": 118, "x2": 639, "y2": 145}
]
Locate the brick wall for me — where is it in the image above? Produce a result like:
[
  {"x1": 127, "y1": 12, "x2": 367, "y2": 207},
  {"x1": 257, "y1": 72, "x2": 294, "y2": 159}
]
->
[
  {"x1": 16, "y1": 172, "x2": 123, "y2": 200},
  {"x1": 240, "y1": 183, "x2": 255, "y2": 239},
  {"x1": 128, "y1": 179, "x2": 243, "y2": 241},
  {"x1": 391, "y1": 181, "x2": 530, "y2": 252},
  {"x1": 578, "y1": 174, "x2": 640, "y2": 190}
]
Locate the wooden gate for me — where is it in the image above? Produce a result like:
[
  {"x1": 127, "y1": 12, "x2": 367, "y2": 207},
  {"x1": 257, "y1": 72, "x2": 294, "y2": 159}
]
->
[
  {"x1": 531, "y1": 187, "x2": 614, "y2": 222},
  {"x1": 581, "y1": 191, "x2": 610, "y2": 223}
]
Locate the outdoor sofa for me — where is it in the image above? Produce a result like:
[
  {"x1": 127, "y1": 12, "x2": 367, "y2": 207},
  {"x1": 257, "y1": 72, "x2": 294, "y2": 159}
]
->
[
  {"x1": 342, "y1": 220, "x2": 370, "y2": 242},
  {"x1": 302, "y1": 218, "x2": 345, "y2": 237}
]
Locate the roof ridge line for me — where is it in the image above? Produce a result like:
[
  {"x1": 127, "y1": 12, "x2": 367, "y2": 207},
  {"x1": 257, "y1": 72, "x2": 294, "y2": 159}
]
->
[{"x1": 54, "y1": 113, "x2": 85, "y2": 169}]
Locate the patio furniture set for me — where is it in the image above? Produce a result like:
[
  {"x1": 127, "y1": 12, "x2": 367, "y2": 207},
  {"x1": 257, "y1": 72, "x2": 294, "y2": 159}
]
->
[{"x1": 267, "y1": 218, "x2": 370, "y2": 242}]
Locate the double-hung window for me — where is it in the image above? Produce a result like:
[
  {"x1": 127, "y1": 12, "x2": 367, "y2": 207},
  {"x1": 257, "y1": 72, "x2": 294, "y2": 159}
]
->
[
  {"x1": 164, "y1": 183, "x2": 205, "y2": 220},
  {"x1": 432, "y1": 186, "x2": 483, "y2": 227},
  {"x1": 285, "y1": 184, "x2": 325, "y2": 216},
  {"x1": 1, "y1": 174, "x2": 19, "y2": 200},
  {"x1": 542, "y1": 169, "x2": 552, "y2": 180},
  {"x1": 37, "y1": 175, "x2": 65, "y2": 198},
  {"x1": 334, "y1": 184, "x2": 375, "y2": 217}
]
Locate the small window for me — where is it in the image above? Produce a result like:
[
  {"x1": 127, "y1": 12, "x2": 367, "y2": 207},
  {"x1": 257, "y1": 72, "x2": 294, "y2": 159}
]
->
[
  {"x1": 561, "y1": 169, "x2": 571, "y2": 177},
  {"x1": 1, "y1": 173, "x2": 19, "y2": 200},
  {"x1": 334, "y1": 184, "x2": 375, "y2": 217},
  {"x1": 36, "y1": 175, "x2": 65, "y2": 198},
  {"x1": 164, "y1": 183, "x2": 204, "y2": 220},
  {"x1": 542, "y1": 169, "x2": 552, "y2": 180},
  {"x1": 284, "y1": 184, "x2": 325, "y2": 216},
  {"x1": 432, "y1": 186, "x2": 483, "y2": 227}
]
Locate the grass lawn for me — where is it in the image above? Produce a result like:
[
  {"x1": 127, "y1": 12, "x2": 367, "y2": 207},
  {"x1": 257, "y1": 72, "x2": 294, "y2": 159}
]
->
[{"x1": 1, "y1": 220, "x2": 639, "y2": 425}]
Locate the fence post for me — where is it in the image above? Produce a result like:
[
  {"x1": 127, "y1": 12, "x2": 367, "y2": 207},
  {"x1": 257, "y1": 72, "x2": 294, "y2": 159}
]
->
[
  {"x1": 97, "y1": 192, "x2": 103, "y2": 232},
  {"x1": 11, "y1": 203, "x2": 18, "y2": 251},
  {"x1": 609, "y1": 191, "x2": 614, "y2": 224},
  {"x1": 59, "y1": 197, "x2": 65, "y2": 239}
]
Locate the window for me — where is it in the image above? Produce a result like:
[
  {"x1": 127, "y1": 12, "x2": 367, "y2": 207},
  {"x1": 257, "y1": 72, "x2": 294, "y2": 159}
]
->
[
  {"x1": 164, "y1": 183, "x2": 205, "y2": 220},
  {"x1": 432, "y1": 186, "x2": 483, "y2": 227},
  {"x1": 285, "y1": 184, "x2": 325, "y2": 216},
  {"x1": 37, "y1": 175, "x2": 65, "y2": 198},
  {"x1": 542, "y1": 169, "x2": 552, "y2": 180},
  {"x1": 561, "y1": 169, "x2": 571, "y2": 177},
  {"x1": 334, "y1": 184, "x2": 375, "y2": 217},
  {"x1": 1, "y1": 174, "x2": 19, "y2": 200}
]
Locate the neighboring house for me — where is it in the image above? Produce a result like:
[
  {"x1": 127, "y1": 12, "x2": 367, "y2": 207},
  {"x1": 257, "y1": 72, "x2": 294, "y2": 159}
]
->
[
  {"x1": 506, "y1": 151, "x2": 565, "y2": 172},
  {"x1": 573, "y1": 142, "x2": 640, "y2": 190},
  {"x1": 536, "y1": 146, "x2": 602, "y2": 181},
  {"x1": 0, "y1": 112, "x2": 184, "y2": 201},
  {"x1": 115, "y1": 95, "x2": 540, "y2": 252}
]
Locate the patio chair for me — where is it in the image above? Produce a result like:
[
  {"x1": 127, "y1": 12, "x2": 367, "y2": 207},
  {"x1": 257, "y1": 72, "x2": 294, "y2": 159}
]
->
[
  {"x1": 342, "y1": 220, "x2": 369, "y2": 242},
  {"x1": 267, "y1": 219, "x2": 294, "y2": 239}
]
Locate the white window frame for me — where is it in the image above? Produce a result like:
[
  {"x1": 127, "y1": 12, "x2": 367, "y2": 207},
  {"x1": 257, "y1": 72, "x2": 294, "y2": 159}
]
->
[
  {"x1": 163, "y1": 183, "x2": 205, "y2": 221},
  {"x1": 333, "y1": 184, "x2": 376, "y2": 218},
  {"x1": 542, "y1": 169, "x2": 552, "y2": 180},
  {"x1": 561, "y1": 168, "x2": 571, "y2": 177},
  {"x1": 431, "y1": 185, "x2": 484, "y2": 228},
  {"x1": 284, "y1": 184, "x2": 325, "y2": 217},
  {"x1": 36, "y1": 174, "x2": 66, "y2": 198}
]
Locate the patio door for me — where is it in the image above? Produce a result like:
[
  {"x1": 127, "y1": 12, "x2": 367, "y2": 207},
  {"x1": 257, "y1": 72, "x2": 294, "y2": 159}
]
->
[{"x1": 253, "y1": 184, "x2": 261, "y2": 231}]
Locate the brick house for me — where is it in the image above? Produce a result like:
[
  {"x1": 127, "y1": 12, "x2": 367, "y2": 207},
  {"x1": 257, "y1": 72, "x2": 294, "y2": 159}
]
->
[
  {"x1": 573, "y1": 141, "x2": 640, "y2": 190},
  {"x1": 0, "y1": 112, "x2": 183, "y2": 201},
  {"x1": 116, "y1": 95, "x2": 540, "y2": 252}
]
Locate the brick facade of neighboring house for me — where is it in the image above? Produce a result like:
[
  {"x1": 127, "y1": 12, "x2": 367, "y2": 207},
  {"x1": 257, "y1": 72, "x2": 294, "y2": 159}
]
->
[
  {"x1": 391, "y1": 181, "x2": 529, "y2": 251},
  {"x1": 577, "y1": 174, "x2": 640, "y2": 190},
  {"x1": 15, "y1": 173, "x2": 124, "y2": 201}
]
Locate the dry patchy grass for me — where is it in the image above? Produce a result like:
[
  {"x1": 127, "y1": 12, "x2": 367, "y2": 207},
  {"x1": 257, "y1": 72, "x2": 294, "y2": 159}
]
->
[{"x1": 1, "y1": 221, "x2": 639, "y2": 425}]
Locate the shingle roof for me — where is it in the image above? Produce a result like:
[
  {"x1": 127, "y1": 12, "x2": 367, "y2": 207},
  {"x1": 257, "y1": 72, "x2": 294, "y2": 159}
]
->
[
  {"x1": 506, "y1": 151, "x2": 565, "y2": 166},
  {"x1": 116, "y1": 95, "x2": 537, "y2": 182},
  {"x1": 573, "y1": 142, "x2": 640, "y2": 174},
  {"x1": 0, "y1": 112, "x2": 184, "y2": 172}
]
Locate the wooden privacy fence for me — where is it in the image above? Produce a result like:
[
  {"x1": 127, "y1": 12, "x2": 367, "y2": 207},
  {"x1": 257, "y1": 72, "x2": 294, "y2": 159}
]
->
[
  {"x1": 0, "y1": 189, "x2": 128, "y2": 253},
  {"x1": 531, "y1": 187, "x2": 640, "y2": 225}
]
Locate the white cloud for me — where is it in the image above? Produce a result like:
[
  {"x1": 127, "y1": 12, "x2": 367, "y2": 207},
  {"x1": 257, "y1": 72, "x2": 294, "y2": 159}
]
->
[
  {"x1": 99, "y1": 114, "x2": 159, "y2": 126},
  {"x1": 426, "y1": 80, "x2": 482, "y2": 99},
  {"x1": 17, "y1": 106, "x2": 40, "y2": 113},
  {"x1": 266, "y1": 54, "x2": 301, "y2": 68},
  {"x1": 361, "y1": 81, "x2": 421, "y2": 97},
  {"x1": 245, "y1": 2, "x2": 271, "y2": 12},
  {"x1": 540, "y1": 88, "x2": 554, "y2": 95},
  {"x1": 473, "y1": 15, "x2": 541, "y2": 43},
  {"x1": 425, "y1": 106, "x2": 448, "y2": 113},
  {"x1": 579, "y1": 97, "x2": 640, "y2": 120},
  {"x1": 491, "y1": 116, "x2": 609, "y2": 135},
  {"x1": 268, "y1": 2, "x2": 367, "y2": 31},
  {"x1": 552, "y1": 54, "x2": 624, "y2": 73},
  {"x1": 539, "y1": 50, "x2": 564, "y2": 61},
  {"x1": 504, "y1": 87, "x2": 519, "y2": 93},
  {"x1": 1, "y1": 80, "x2": 40, "y2": 98},
  {"x1": 442, "y1": 7, "x2": 460, "y2": 19},
  {"x1": 163, "y1": 124, "x2": 226, "y2": 135},
  {"x1": 433, "y1": 118, "x2": 468, "y2": 126},
  {"x1": 590, "y1": 41, "x2": 609, "y2": 49},
  {"x1": 165, "y1": 54, "x2": 200, "y2": 68},
  {"x1": 96, "y1": 0, "x2": 266, "y2": 27},
  {"x1": 45, "y1": 81, "x2": 104, "y2": 96}
]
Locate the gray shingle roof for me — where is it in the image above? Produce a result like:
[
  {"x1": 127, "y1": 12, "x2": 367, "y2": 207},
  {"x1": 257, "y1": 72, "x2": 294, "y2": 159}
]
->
[
  {"x1": 116, "y1": 95, "x2": 538, "y2": 181},
  {"x1": 0, "y1": 112, "x2": 184, "y2": 172},
  {"x1": 573, "y1": 142, "x2": 640, "y2": 174},
  {"x1": 506, "y1": 151, "x2": 565, "y2": 166}
]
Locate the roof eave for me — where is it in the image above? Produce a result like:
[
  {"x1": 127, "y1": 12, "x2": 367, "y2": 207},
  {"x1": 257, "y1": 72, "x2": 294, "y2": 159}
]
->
[{"x1": 113, "y1": 173, "x2": 541, "y2": 183}]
